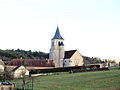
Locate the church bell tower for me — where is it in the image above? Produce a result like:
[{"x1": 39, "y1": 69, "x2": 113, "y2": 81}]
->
[{"x1": 49, "y1": 27, "x2": 65, "y2": 67}]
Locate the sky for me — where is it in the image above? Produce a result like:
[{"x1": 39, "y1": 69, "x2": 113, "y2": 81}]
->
[{"x1": 0, "y1": 0, "x2": 120, "y2": 61}]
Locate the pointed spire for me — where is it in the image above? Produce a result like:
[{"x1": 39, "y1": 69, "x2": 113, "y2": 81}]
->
[{"x1": 52, "y1": 27, "x2": 64, "y2": 40}]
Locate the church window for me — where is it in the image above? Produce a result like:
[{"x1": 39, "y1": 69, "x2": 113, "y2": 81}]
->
[{"x1": 58, "y1": 41, "x2": 61, "y2": 46}]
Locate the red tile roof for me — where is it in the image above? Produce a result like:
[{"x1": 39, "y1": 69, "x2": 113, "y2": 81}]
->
[{"x1": 8, "y1": 59, "x2": 55, "y2": 67}]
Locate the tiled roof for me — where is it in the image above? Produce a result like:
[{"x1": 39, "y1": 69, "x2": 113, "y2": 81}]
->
[
  {"x1": 52, "y1": 27, "x2": 64, "y2": 40},
  {"x1": 4, "y1": 61, "x2": 10, "y2": 65},
  {"x1": 8, "y1": 59, "x2": 55, "y2": 67},
  {"x1": 64, "y1": 50, "x2": 77, "y2": 59}
]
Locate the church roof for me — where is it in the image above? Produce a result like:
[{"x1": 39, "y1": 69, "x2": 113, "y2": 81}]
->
[
  {"x1": 64, "y1": 50, "x2": 77, "y2": 59},
  {"x1": 52, "y1": 27, "x2": 64, "y2": 40}
]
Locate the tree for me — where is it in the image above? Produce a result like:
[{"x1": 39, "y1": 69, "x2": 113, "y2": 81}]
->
[{"x1": 0, "y1": 66, "x2": 13, "y2": 81}]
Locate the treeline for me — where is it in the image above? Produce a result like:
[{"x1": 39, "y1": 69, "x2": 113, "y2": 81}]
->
[
  {"x1": 83, "y1": 56, "x2": 104, "y2": 64},
  {"x1": 0, "y1": 49, "x2": 107, "y2": 64},
  {"x1": 0, "y1": 49, "x2": 49, "y2": 61}
]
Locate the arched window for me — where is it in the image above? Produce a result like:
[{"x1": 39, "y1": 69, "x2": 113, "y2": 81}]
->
[{"x1": 58, "y1": 41, "x2": 61, "y2": 46}]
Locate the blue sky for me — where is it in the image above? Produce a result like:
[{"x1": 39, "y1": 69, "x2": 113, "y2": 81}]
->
[{"x1": 0, "y1": 0, "x2": 120, "y2": 61}]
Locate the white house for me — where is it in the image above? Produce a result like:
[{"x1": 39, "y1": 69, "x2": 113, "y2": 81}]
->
[
  {"x1": 49, "y1": 27, "x2": 84, "y2": 67},
  {"x1": 12, "y1": 65, "x2": 29, "y2": 78},
  {"x1": 0, "y1": 59, "x2": 5, "y2": 72}
]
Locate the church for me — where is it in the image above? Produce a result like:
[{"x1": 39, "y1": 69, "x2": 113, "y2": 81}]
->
[
  {"x1": 6, "y1": 26, "x2": 84, "y2": 69},
  {"x1": 49, "y1": 26, "x2": 84, "y2": 67}
]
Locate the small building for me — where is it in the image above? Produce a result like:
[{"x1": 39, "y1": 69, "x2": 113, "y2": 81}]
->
[
  {"x1": 0, "y1": 59, "x2": 5, "y2": 72},
  {"x1": 12, "y1": 65, "x2": 29, "y2": 78},
  {"x1": 7, "y1": 59, "x2": 55, "y2": 75},
  {"x1": 0, "y1": 82, "x2": 15, "y2": 90}
]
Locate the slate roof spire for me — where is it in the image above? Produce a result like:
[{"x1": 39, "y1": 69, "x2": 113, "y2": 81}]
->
[{"x1": 52, "y1": 26, "x2": 64, "y2": 40}]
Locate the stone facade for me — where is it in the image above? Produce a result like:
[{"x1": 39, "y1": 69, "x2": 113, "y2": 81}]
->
[
  {"x1": 49, "y1": 39, "x2": 65, "y2": 67},
  {"x1": 12, "y1": 65, "x2": 29, "y2": 78}
]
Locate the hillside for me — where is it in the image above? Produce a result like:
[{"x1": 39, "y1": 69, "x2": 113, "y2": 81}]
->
[
  {"x1": 0, "y1": 49, "x2": 49, "y2": 61},
  {"x1": 0, "y1": 49, "x2": 104, "y2": 64}
]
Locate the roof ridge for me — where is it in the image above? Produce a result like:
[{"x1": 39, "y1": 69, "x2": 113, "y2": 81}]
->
[{"x1": 65, "y1": 50, "x2": 77, "y2": 52}]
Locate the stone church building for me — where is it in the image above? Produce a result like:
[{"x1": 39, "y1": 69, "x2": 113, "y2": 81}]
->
[{"x1": 49, "y1": 27, "x2": 84, "y2": 67}]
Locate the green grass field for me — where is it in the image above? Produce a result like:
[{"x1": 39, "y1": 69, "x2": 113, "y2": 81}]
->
[{"x1": 12, "y1": 69, "x2": 120, "y2": 90}]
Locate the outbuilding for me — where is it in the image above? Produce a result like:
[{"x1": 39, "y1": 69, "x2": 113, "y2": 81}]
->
[{"x1": 12, "y1": 65, "x2": 29, "y2": 78}]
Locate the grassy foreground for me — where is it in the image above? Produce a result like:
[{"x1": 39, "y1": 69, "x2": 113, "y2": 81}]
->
[
  {"x1": 32, "y1": 69, "x2": 120, "y2": 90},
  {"x1": 13, "y1": 69, "x2": 120, "y2": 90}
]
